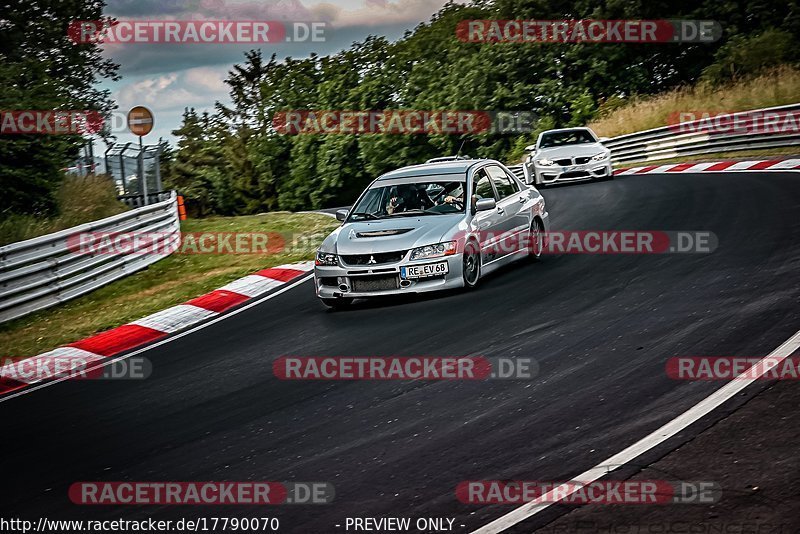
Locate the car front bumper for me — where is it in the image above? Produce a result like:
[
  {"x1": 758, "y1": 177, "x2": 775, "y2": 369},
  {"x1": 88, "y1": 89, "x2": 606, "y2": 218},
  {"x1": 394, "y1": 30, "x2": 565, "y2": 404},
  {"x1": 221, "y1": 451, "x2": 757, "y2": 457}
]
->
[
  {"x1": 534, "y1": 161, "x2": 612, "y2": 184},
  {"x1": 314, "y1": 254, "x2": 465, "y2": 299}
]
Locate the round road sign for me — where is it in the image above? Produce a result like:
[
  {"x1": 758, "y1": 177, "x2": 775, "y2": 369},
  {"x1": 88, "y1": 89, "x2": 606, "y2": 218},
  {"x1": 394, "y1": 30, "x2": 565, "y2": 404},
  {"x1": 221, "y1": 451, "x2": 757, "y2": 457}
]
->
[{"x1": 127, "y1": 106, "x2": 154, "y2": 137}]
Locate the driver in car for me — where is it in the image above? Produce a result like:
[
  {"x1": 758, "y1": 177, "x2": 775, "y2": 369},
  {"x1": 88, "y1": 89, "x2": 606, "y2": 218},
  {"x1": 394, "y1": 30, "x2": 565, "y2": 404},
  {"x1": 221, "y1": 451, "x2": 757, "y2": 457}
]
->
[{"x1": 442, "y1": 184, "x2": 464, "y2": 207}]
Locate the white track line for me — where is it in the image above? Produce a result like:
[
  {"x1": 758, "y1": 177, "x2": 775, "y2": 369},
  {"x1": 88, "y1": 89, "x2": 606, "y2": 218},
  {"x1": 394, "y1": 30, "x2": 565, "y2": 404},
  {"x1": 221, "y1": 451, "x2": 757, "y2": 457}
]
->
[
  {"x1": 0, "y1": 274, "x2": 314, "y2": 404},
  {"x1": 472, "y1": 328, "x2": 800, "y2": 534}
]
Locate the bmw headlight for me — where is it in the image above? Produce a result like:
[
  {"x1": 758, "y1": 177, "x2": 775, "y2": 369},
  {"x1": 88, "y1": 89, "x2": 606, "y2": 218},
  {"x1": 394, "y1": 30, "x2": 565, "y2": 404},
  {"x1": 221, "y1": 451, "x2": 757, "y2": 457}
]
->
[
  {"x1": 536, "y1": 158, "x2": 556, "y2": 167},
  {"x1": 315, "y1": 251, "x2": 338, "y2": 266},
  {"x1": 410, "y1": 241, "x2": 457, "y2": 261},
  {"x1": 591, "y1": 152, "x2": 609, "y2": 162}
]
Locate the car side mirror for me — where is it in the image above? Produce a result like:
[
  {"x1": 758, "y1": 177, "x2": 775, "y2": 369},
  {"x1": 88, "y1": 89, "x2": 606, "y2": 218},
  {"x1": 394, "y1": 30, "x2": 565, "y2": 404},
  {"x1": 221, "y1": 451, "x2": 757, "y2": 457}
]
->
[
  {"x1": 475, "y1": 198, "x2": 497, "y2": 212},
  {"x1": 524, "y1": 144, "x2": 536, "y2": 152},
  {"x1": 335, "y1": 209, "x2": 348, "y2": 221}
]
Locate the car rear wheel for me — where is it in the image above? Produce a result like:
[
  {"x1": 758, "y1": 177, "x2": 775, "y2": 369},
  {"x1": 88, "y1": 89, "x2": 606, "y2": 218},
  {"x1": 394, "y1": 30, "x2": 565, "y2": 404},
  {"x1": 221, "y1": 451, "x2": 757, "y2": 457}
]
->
[
  {"x1": 320, "y1": 297, "x2": 353, "y2": 309},
  {"x1": 462, "y1": 240, "x2": 481, "y2": 289}
]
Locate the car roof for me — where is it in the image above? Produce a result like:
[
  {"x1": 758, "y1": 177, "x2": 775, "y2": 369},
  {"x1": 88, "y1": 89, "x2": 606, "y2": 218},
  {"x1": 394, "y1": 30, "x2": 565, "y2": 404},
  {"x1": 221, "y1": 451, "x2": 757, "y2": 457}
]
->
[
  {"x1": 540, "y1": 127, "x2": 593, "y2": 135},
  {"x1": 376, "y1": 159, "x2": 490, "y2": 181}
]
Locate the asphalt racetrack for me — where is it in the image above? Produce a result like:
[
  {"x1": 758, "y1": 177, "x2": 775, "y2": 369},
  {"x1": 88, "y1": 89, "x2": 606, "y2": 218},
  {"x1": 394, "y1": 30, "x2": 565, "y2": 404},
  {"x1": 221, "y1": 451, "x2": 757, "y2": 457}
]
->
[{"x1": 2, "y1": 171, "x2": 799, "y2": 533}]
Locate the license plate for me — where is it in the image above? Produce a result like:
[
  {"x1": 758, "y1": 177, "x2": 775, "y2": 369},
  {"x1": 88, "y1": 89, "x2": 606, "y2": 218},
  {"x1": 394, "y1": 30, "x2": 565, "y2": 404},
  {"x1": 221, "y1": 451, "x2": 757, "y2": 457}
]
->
[{"x1": 401, "y1": 261, "x2": 449, "y2": 279}]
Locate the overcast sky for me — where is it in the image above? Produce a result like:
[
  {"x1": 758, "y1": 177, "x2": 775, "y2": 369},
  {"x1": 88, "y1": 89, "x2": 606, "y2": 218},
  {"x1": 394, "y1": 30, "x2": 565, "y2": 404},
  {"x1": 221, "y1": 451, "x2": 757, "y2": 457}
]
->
[{"x1": 102, "y1": 0, "x2": 456, "y2": 146}]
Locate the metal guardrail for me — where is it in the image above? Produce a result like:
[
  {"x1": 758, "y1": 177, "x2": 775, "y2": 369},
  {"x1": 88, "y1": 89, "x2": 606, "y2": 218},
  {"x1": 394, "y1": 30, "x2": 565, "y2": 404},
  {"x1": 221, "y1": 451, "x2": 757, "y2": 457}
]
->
[
  {"x1": 603, "y1": 103, "x2": 800, "y2": 163},
  {"x1": 0, "y1": 191, "x2": 180, "y2": 324},
  {"x1": 507, "y1": 164, "x2": 527, "y2": 182}
]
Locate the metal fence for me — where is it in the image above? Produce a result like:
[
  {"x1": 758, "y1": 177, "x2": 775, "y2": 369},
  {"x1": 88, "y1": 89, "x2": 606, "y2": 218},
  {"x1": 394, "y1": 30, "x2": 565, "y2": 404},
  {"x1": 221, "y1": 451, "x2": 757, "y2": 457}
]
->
[
  {"x1": 118, "y1": 191, "x2": 174, "y2": 209},
  {"x1": 104, "y1": 141, "x2": 166, "y2": 199},
  {"x1": 603, "y1": 103, "x2": 800, "y2": 163},
  {"x1": 0, "y1": 192, "x2": 180, "y2": 324},
  {"x1": 64, "y1": 138, "x2": 98, "y2": 177}
]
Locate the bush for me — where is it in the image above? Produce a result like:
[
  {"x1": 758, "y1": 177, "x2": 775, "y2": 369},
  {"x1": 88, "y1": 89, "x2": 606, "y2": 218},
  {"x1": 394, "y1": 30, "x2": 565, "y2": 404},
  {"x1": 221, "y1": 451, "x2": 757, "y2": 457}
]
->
[
  {"x1": 701, "y1": 30, "x2": 797, "y2": 85},
  {"x1": 0, "y1": 174, "x2": 127, "y2": 246}
]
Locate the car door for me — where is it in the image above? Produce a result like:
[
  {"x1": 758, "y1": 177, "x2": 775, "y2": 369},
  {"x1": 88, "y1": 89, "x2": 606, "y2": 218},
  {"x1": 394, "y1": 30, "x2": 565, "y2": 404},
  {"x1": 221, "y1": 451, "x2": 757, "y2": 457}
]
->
[
  {"x1": 470, "y1": 167, "x2": 505, "y2": 264},
  {"x1": 486, "y1": 165, "x2": 529, "y2": 257}
]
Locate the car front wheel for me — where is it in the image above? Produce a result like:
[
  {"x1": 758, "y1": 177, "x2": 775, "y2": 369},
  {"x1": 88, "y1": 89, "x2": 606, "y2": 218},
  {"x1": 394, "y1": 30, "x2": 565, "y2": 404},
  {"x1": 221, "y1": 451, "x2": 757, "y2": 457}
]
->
[
  {"x1": 529, "y1": 218, "x2": 545, "y2": 260},
  {"x1": 462, "y1": 240, "x2": 481, "y2": 289}
]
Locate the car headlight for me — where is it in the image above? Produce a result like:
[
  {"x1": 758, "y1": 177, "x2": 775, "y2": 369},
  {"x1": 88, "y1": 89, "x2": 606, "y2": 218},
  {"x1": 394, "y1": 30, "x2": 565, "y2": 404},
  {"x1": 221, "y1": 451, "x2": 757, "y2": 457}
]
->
[
  {"x1": 410, "y1": 241, "x2": 457, "y2": 261},
  {"x1": 315, "y1": 251, "x2": 338, "y2": 266},
  {"x1": 536, "y1": 158, "x2": 556, "y2": 167},
  {"x1": 591, "y1": 152, "x2": 609, "y2": 162}
]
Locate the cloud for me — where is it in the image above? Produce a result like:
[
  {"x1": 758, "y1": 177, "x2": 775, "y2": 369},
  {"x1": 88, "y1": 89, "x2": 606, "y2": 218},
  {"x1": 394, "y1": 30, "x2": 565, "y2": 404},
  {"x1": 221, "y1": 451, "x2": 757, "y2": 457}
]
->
[
  {"x1": 183, "y1": 67, "x2": 230, "y2": 92},
  {"x1": 311, "y1": 0, "x2": 456, "y2": 28},
  {"x1": 104, "y1": 0, "x2": 454, "y2": 32},
  {"x1": 110, "y1": 67, "x2": 231, "y2": 143},
  {"x1": 98, "y1": 0, "x2": 460, "y2": 78},
  {"x1": 115, "y1": 66, "x2": 230, "y2": 115},
  {"x1": 101, "y1": 0, "x2": 459, "y2": 143},
  {"x1": 108, "y1": 0, "x2": 319, "y2": 21}
]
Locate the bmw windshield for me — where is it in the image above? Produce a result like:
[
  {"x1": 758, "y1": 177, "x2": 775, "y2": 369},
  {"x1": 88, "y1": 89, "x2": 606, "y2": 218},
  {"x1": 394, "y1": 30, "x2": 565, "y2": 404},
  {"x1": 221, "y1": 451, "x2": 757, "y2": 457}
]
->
[
  {"x1": 348, "y1": 179, "x2": 466, "y2": 221},
  {"x1": 539, "y1": 130, "x2": 597, "y2": 148}
]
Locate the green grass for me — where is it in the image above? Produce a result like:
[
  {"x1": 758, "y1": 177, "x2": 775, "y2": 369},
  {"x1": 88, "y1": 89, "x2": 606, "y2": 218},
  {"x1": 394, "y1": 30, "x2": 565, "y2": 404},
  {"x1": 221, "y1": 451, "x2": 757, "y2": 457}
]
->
[
  {"x1": 0, "y1": 212, "x2": 339, "y2": 358},
  {"x1": 590, "y1": 66, "x2": 800, "y2": 138}
]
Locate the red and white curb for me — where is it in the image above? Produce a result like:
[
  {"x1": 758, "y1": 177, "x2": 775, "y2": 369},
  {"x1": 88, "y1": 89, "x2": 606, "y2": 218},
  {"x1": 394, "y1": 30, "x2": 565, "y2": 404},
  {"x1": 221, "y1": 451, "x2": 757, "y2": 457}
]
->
[
  {"x1": 614, "y1": 158, "x2": 800, "y2": 175},
  {"x1": 0, "y1": 261, "x2": 314, "y2": 396}
]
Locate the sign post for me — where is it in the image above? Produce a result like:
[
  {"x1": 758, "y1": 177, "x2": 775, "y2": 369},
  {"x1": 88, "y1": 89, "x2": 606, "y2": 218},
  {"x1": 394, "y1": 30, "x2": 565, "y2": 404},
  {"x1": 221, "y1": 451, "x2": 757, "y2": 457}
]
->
[{"x1": 126, "y1": 106, "x2": 154, "y2": 204}]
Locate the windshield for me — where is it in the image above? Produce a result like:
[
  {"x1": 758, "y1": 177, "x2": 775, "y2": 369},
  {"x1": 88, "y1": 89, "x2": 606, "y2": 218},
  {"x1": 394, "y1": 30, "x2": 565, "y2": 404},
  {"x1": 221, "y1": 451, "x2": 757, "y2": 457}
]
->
[
  {"x1": 348, "y1": 180, "x2": 466, "y2": 221},
  {"x1": 539, "y1": 130, "x2": 596, "y2": 148}
]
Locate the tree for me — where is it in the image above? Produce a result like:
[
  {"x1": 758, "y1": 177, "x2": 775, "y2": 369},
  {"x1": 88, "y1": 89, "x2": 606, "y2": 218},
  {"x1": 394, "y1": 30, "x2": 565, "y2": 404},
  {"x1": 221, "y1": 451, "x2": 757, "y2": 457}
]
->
[
  {"x1": 0, "y1": 0, "x2": 119, "y2": 217},
  {"x1": 161, "y1": 0, "x2": 800, "y2": 214},
  {"x1": 701, "y1": 30, "x2": 797, "y2": 84}
]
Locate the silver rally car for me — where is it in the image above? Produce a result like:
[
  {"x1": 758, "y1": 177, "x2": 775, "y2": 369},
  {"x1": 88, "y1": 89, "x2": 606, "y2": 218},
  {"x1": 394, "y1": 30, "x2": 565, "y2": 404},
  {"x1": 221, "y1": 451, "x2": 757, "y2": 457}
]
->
[{"x1": 314, "y1": 159, "x2": 550, "y2": 308}]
